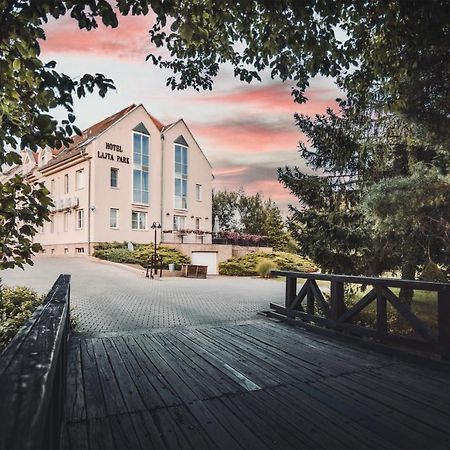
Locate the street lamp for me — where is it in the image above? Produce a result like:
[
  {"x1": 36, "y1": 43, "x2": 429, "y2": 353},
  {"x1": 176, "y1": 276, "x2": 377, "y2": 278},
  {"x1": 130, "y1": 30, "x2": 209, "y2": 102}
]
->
[{"x1": 147, "y1": 221, "x2": 161, "y2": 278}]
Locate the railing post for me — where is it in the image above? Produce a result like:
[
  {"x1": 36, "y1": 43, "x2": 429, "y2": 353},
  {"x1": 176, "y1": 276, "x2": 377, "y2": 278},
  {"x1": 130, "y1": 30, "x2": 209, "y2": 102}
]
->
[
  {"x1": 285, "y1": 276, "x2": 297, "y2": 309},
  {"x1": 306, "y1": 281, "x2": 315, "y2": 315},
  {"x1": 376, "y1": 286, "x2": 388, "y2": 336},
  {"x1": 330, "y1": 281, "x2": 346, "y2": 320},
  {"x1": 438, "y1": 286, "x2": 450, "y2": 360}
]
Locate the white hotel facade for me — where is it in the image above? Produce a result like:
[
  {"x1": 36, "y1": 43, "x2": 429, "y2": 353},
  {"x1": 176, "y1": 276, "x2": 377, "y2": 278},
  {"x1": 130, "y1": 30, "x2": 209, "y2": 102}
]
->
[{"x1": 4, "y1": 104, "x2": 213, "y2": 256}]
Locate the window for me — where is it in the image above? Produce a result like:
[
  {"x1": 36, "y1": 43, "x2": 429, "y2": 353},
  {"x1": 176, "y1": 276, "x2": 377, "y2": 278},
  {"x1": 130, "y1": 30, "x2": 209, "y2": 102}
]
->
[
  {"x1": 110, "y1": 168, "x2": 119, "y2": 188},
  {"x1": 110, "y1": 208, "x2": 119, "y2": 228},
  {"x1": 50, "y1": 215, "x2": 54, "y2": 233},
  {"x1": 64, "y1": 248, "x2": 69, "y2": 255},
  {"x1": 174, "y1": 144, "x2": 188, "y2": 209},
  {"x1": 195, "y1": 217, "x2": 201, "y2": 230},
  {"x1": 196, "y1": 184, "x2": 202, "y2": 201},
  {"x1": 64, "y1": 212, "x2": 69, "y2": 232},
  {"x1": 75, "y1": 169, "x2": 84, "y2": 190},
  {"x1": 50, "y1": 179, "x2": 55, "y2": 194},
  {"x1": 133, "y1": 132, "x2": 149, "y2": 204},
  {"x1": 173, "y1": 215, "x2": 186, "y2": 231},
  {"x1": 76, "y1": 209, "x2": 84, "y2": 229},
  {"x1": 64, "y1": 174, "x2": 69, "y2": 194},
  {"x1": 132, "y1": 211, "x2": 147, "y2": 230}
]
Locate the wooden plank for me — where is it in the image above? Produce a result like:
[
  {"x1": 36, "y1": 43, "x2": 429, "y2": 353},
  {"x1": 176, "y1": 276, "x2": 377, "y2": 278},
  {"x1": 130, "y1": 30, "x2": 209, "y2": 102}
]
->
[
  {"x1": 314, "y1": 376, "x2": 450, "y2": 447},
  {"x1": 274, "y1": 385, "x2": 392, "y2": 450},
  {"x1": 88, "y1": 417, "x2": 116, "y2": 450},
  {"x1": 80, "y1": 339, "x2": 107, "y2": 420},
  {"x1": 376, "y1": 286, "x2": 388, "y2": 335},
  {"x1": 134, "y1": 334, "x2": 200, "y2": 404},
  {"x1": 382, "y1": 287, "x2": 436, "y2": 343},
  {"x1": 129, "y1": 411, "x2": 168, "y2": 450},
  {"x1": 309, "y1": 280, "x2": 330, "y2": 318},
  {"x1": 0, "y1": 274, "x2": 70, "y2": 450},
  {"x1": 330, "y1": 280, "x2": 346, "y2": 319},
  {"x1": 90, "y1": 338, "x2": 127, "y2": 416},
  {"x1": 337, "y1": 288, "x2": 377, "y2": 323},
  {"x1": 290, "y1": 281, "x2": 308, "y2": 310},
  {"x1": 438, "y1": 286, "x2": 450, "y2": 359},
  {"x1": 65, "y1": 338, "x2": 86, "y2": 422},
  {"x1": 101, "y1": 338, "x2": 146, "y2": 413},
  {"x1": 111, "y1": 336, "x2": 172, "y2": 410},
  {"x1": 272, "y1": 270, "x2": 450, "y2": 291},
  {"x1": 285, "y1": 275, "x2": 297, "y2": 308},
  {"x1": 187, "y1": 400, "x2": 245, "y2": 450},
  {"x1": 162, "y1": 332, "x2": 245, "y2": 395},
  {"x1": 64, "y1": 422, "x2": 89, "y2": 450},
  {"x1": 108, "y1": 413, "x2": 144, "y2": 450}
]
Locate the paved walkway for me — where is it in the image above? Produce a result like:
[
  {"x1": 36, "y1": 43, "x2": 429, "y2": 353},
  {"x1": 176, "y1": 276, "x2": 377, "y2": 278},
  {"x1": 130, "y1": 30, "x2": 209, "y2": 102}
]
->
[{"x1": 1, "y1": 257, "x2": 284, "y2": 335}]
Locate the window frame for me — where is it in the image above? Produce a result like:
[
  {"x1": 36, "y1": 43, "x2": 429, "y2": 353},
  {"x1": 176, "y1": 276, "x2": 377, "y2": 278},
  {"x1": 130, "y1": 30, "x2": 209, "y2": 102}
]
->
[
  {"x1": 75, "y1": 169, "x2": 84, "y2": 190},
  {"x1": 196, "y1": 184, "x2": 203, "y2": 202},
  {"x1": 132, "y1": 131, "x2": 150, "y2": 205},
  {"x1": 76, "y1": 209, "x2": 84, "y2": 230},
  {"x1": 174, "y1": 143, "x2": 188, "y2": 210},
  {"x1": 173, "y1": 214, "x2": 186, "y2": 231},
  {"x1": 110, "y1": 208, "x2": 119, "y2": 229},
  {"x1": 110, "y1": 167, "x2": 119, "y2": 188},
  {"x1": 64, "y1": 174, "x2": 69, "y2": 194},
  {"x1": 131, "y1": 211, "x2": 147, "y2": 230}
]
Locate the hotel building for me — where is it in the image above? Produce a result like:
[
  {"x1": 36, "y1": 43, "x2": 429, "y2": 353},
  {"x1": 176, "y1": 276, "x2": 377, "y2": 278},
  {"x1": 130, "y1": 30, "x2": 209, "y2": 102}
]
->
[{"x1": 3, "y1": 104, "x2": 213, "y2": 257}]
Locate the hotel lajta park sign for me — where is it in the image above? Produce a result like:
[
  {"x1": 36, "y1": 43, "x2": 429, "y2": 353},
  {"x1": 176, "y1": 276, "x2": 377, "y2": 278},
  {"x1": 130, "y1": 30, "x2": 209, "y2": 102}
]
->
[{"x1": 97, "y1": 142, "x2": 129, "y2": 164}]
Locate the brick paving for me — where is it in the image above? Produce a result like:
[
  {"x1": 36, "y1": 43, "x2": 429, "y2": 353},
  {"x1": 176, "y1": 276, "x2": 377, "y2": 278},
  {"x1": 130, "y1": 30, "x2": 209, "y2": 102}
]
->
[{"x1": 1, "y1": 256, "x2": 284, "y2": 336}]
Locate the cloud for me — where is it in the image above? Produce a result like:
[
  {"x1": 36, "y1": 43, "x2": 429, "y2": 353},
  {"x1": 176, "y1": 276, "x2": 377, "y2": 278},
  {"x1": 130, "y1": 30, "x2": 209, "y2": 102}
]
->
[
  {"x1": 194, "y1": 82, "x2": 340, "y2": 116},
  {"x1": 41, "y1": 15, "x2": 158, "y2": 60}
]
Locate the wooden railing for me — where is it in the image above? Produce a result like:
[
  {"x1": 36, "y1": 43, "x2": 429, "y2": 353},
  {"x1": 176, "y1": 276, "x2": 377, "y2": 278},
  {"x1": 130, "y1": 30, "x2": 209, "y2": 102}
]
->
[
  {"x1": 0, "y1": 275, "x2": 71, "y2": 450},
  {"x1": 270, "y1": 271, "x2": 450, "y2": 359}
]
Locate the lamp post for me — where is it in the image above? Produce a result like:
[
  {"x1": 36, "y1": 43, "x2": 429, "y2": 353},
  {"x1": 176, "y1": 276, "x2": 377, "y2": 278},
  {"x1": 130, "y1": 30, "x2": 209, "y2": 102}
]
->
[{"x1": 149, "y1": 221, "x2": 161, "y2": 278}]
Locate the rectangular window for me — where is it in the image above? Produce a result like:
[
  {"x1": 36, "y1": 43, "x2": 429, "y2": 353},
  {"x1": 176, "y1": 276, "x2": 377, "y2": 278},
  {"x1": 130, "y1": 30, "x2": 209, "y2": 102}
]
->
[
  {"x1": 132, "y1": 211, "x2": 147, "y2": 230},
  {"x1": 174, "y1": 143, "x2": 188, "y2": 209},
  {"x1": 64, "y1": 174, "x2": 69, "y2": 194},
  {"x1": 76, "y1": 209, "x2": 84, "y2": 229},
  {"x1": 195, "y1": 217, "x2": 201, "y2": 230},
  {"x1": 50, "y1": 215, "x2": 54, "y2": 233},
  {"x1": 110, "y1": 168, "x2": 119, "y2": 188},
  {"x1": 50, "y1": 179, "x2": 55, "y2": 194},
  {"x1": 173, "y1": 215, "x2": 186, "y2": 231},
  {"x1": 133, "y1": 133, "x2": 149, "y2": 204},
  {"x1": 196, "y1": 184, "x2": 202, "y2": 201},
  {"x1": 75, "y1": 169, "x2": 84, "y2": 190},
  {"x1": 110, "y1": 208, "x2": 119, "y2": 228},
  {"x1": 64, "y1": 212, "x2": 69, "y2": 232}
]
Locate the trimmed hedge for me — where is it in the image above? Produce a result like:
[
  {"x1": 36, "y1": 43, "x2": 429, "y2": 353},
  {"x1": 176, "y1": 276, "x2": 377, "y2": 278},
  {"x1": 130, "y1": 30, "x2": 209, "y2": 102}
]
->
[
  {"x1": 219, "y1": 251, "x2": 317, "y2": 276},
  {"x1": 0, "y1": 285, "x2": 44, "y2": 350},
  {"x1": 93, "y1": 242, "x2": 190, "y2": 269}
]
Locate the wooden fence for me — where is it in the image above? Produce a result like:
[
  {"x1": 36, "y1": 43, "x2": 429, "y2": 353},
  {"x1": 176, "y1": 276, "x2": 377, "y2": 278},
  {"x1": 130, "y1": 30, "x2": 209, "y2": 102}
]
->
[
  {"x1": 270, "y1": 271, "x2": 450, "y2": 359},
  {"x1": 0, "y1": 274, "x2": 71, "y2": 450}
]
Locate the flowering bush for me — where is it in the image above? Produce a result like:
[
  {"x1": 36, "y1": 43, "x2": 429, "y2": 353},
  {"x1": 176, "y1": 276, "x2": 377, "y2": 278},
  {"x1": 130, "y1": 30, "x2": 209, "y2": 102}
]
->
[{"x1": 216, "y1": 231, "x2": 268, "y2": 244}]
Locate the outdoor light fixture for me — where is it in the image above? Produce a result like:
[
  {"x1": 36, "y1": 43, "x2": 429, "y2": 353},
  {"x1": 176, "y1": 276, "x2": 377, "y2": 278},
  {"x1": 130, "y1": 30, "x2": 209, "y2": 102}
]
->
[{"x1": 146, "y1": 222, "x2": 162, "y2": 278}]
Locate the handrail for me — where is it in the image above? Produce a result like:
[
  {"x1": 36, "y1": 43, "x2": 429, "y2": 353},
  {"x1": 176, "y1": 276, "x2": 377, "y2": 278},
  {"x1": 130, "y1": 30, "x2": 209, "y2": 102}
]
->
[
  {"x1": 0, "y1": 274, "x2": 71, "y2": 450},
  {"x1": 270, "y1": 271, "x2": 450, "y2": 359}
]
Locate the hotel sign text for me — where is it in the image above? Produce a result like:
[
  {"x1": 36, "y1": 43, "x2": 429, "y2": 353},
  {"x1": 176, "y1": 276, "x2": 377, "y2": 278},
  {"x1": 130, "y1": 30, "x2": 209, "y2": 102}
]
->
[{"x1": 97, "y1": 142, "x2": 129, "y2": 164}]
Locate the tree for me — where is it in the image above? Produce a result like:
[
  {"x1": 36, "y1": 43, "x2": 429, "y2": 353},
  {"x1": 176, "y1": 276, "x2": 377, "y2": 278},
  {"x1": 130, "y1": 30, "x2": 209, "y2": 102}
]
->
[
  {"x1": 279, "y1": 99, "x2": 449, "y2": 302},
  {"x1": 212, "y1": 190, "x2": 239, "y2": 230}
]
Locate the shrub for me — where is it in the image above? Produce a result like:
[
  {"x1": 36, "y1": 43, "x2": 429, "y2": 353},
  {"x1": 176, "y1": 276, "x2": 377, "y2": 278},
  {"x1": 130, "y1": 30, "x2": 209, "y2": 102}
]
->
[
  {"x1": 93, "y1": 243, "x2": 190, "y2": 270},
  {"x1": 0, "y1": 285, "x2": 44, "y2": 350},
  {"x1": 256, "y1": 259, "x2": 277, "y2": 278},
  {"x1": 219, "y1": 251, "x2": 317, "y2": 276}
]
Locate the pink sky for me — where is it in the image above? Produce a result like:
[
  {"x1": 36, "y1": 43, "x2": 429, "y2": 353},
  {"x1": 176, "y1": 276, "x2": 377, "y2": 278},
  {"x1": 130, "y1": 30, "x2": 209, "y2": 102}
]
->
[{"x1": 41, "y1": 15, "x2": 340, "y2": 213}]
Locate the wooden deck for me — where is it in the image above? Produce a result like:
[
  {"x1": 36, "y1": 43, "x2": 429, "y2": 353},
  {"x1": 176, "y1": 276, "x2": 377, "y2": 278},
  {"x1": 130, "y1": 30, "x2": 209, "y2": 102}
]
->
[{"x1": 64, "y1": 320, "x2": 450, "y2": 450}]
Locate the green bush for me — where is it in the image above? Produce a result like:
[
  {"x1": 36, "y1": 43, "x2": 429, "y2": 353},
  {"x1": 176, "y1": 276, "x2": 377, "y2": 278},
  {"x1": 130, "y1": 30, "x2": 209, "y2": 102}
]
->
[
  {"x1": 256, "y1": 259, "x2": 277, "y2": 278},
  {"x1": 0, "y1": 285, "x2": 44, "y2": 350},
  {"x1": 219, "y1": 251, "x2": 317, "y2": 276},
  {"x1": 93, "y1": 243, "x2": 190, "y2": 270}
]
